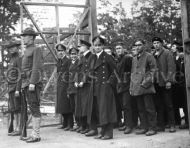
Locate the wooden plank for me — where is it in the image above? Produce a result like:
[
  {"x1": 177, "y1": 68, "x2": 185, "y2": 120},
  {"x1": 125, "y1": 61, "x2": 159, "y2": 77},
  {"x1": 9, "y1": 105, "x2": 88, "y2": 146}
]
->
[
  {"x1": 89, "y1": 0, "x2": 98, "y2": 42},
  {"x1": 21, "y1": 2, "x2": 88, "y2": 8},
  {"x1": 40, "y1": 31, "x2": 90, "y2": 35},
  {"x1": 55, "y1": 6, "x2": 60, "y2": 43},
  {"x1": 181, "y1": 0, "x2": 190, "y2": 133}
]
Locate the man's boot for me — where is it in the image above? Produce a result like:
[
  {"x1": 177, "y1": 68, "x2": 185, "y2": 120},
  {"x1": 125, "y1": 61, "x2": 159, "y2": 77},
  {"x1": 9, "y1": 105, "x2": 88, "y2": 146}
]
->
[{"x1": 26, "y1": 117, "x2": 41, "y2": 143}]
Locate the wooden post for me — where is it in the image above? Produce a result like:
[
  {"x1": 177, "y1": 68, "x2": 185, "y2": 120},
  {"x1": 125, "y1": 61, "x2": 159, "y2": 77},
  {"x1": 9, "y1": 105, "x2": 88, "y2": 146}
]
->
[
  {"x1": 89, "y1": 0, "x2": 98, "y2": 42},
  {"x1": 55, "y1": 6, "x2": 60, "y2": 43},
  {"x1": 181, "y1": 0, "x2": 190, "y2": 133}
]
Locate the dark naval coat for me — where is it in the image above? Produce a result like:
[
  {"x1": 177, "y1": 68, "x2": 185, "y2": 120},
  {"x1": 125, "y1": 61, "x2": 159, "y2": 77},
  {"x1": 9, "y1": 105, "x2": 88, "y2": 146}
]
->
[{"x1": 87, "y1": 51, "x2": 117, "y2": 126}]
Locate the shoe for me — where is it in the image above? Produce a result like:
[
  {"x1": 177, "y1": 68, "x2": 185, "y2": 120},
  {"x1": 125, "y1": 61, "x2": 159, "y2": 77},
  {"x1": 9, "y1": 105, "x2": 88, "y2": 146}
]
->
[
  {"x1": 146, "y1": 130, "x2": 157, "y2": 136},
  {"x1": 26, "y1": 137, "x2": 41, "y2": 143},
  {"x1": 10, "y1": 131, "x2": 20, "y2": 136},
  {"x1": 76, "y1": 126, "x2": 82, "y2": 133},
  {"x1": 156, "y1": 127, "x2": 165, "y2": 132},
  {"x1": 118, "y1": 126, "x2": 126, "y2": 131},
  {"x1": 135, "y1": 129, "x2": 148, "y2": 135},
  {"x1": 85, "y1": 130, "x2": 98, "y2": 137},
  {"x1": 20, "y1": 136, "x2": 29, "y2": 141},
  {"x1": 80, "y1": 128, "x2": 89, "y2": 134},
  {"x1": 69, "y1": 127, "x2": 74, "y2": 131},
  {"x1": 57, "y1": 125, "x2": 66, "y2": 129},
  {"x1": 169, "y1": 126, "x2": 176, "y2": 133},
  {"x1": 94, "y1": 135, "x2": 103, "y2": 139},
  {"x1": 8, "y1": 132, "x2": 14, "y2": 136},
  {"x1": 71, "y1": 125, "x2": 79, "y2": 131},
  {"x1": 64, "y1": 126, "x2": 71, "y2": 131},
  {"x1": 101, "y1": 135, "x2": 113, "y2": 140},
  {"x1": 124, "y1": 127, "x2": 132, "y2": 134},
  {"x1": 179, "y1": 124, "x2": 189, "y2": 129}
]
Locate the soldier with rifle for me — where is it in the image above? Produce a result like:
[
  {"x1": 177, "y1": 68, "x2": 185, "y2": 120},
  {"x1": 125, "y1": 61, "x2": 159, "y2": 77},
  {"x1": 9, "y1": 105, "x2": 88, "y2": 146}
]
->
[{"x1": 19, "y1": 28, "x2": 43, "y2": 143}]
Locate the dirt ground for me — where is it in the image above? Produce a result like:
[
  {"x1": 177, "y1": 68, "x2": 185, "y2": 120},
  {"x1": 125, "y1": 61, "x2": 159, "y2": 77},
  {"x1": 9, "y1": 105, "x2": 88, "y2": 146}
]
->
[{"x1": 0, "y1": 122, "x2": 190, "y2": 148}]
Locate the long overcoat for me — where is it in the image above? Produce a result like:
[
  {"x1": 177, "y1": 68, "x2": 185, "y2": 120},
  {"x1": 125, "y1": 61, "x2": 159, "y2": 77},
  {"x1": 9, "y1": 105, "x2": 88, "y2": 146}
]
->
[
  {"x1": 67, "y1": 59, "x2": 80, "y2": 116},
  {"x1": 87, "y1": 51, "x2": 117, "y2": 126},
  {"x1": 56, "y1": 56, "x2": 71, "y2": 114},
  {"x1": 77, "y1": 52, "x2": 92, "y2": 117}
]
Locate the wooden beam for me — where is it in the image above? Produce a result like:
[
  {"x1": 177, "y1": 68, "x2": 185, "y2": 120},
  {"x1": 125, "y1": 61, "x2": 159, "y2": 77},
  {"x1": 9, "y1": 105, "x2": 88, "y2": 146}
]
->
[
  {"x1": 55, "y1": 6, "x2": 60, "y2": 43},
  {"x1": 181, "y1": 0, "x2": 190, "y2": 133},
  {"x1": 22, "y1": 4, "x2": 58, "y2": 62},
  {"x1": 89, "y1": 0, "x2": 98, "y2": 42},
  {"x1": 40, "y1": 31, "x2": 90, "y2": 35},
  {"x1": 21, "y1": 2, "x2": 88, "y2": 8}
]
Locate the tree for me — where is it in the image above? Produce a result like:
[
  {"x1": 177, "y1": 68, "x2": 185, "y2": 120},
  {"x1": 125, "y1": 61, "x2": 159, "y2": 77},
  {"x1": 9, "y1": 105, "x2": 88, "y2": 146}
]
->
[
  {"x1": 131, "y1": 0, "x2": 182, "y2": 44},
  {"x1": 0, "y1": 0, "x2": 21, "y2": 41}
]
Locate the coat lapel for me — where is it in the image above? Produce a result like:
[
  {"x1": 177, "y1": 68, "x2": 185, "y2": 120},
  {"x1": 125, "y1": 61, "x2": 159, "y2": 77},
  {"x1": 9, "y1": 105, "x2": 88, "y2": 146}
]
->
[{"x1": 94, "y1": 52, "x2": 104, "y2": 69}]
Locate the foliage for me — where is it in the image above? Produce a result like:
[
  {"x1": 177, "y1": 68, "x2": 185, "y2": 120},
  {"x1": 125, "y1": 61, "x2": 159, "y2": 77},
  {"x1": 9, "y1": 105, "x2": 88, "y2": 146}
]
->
[{"x1": 0, "y1": 0, "x2": 21, "y2": 41}]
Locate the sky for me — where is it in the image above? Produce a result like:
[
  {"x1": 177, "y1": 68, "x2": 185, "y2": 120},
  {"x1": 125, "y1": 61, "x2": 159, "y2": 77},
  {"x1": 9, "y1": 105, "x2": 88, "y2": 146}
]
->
[{"x1": 14, "y1": 0, "x2": 134, "y2": 32}]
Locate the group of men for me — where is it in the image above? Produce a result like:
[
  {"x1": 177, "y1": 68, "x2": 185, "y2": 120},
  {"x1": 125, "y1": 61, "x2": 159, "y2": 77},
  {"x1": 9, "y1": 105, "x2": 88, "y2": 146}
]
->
[
  {"x1": 6, "y1": 26, "x2": 189, "y2": 143},
  {"x1": 55, "y1": 35, "x2": 189, "y2": 140}
]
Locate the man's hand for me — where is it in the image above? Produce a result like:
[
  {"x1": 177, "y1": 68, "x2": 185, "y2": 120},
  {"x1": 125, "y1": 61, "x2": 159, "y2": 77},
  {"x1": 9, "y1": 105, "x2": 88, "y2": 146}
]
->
[
  {"x1": 78, "y1": 82, "x2": 84, "y2": 87},
  {"x1": 166, "y1": 82, "x2": 172, "y2": 89},
  {"x1": 29, "y1": 84, "x2": 35, "y2": 91},
  {"x1": 74, "y1": 82, "x2": 79, "y2": 88},
  {"x1": 15, "y1": 91, "x2": 20, "y2": 97}
]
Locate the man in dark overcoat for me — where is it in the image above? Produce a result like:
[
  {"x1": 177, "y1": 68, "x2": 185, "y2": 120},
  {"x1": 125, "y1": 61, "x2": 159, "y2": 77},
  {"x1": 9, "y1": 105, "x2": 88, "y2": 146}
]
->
[
  {"x1": 85, "y1": 36, "x2": 117, "y2": 140},
  {"x1": 152, "y1": 37, "x2": 176, "y2": 133},
  {"x1": 20, "y1": 27, "x2": 43, "y2": 142},
  {"x1": 130, "y1": 39, "x2": 157, "y2": 136},
  {"x1": 115, "y1": 42, "x2": 133, "y2": 134},
  {"x1": 76, "y1": 40, "x2": 92, "y2": 134},
  {"x1": 67, "y1": 47, "x2": 80, "y2": 131},
  {"x1": 55, "y1": 43, "x2": 71, "y2": 130},
  {"x1": 6, "y1": 41, "x2": 22, "y2": 136}
]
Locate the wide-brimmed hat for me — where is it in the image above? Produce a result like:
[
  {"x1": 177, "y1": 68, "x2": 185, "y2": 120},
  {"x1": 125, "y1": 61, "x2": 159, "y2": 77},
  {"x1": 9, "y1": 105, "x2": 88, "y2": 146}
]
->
[
  {"x1": 21, "y1": 27, "x2": 38, "y2": 36},
  {"x1": 6, "y1": 40, "x2": 21, "y2": 49},
  {"x1": 55, "y1": 43, "x2": 66, "y2": 51}
]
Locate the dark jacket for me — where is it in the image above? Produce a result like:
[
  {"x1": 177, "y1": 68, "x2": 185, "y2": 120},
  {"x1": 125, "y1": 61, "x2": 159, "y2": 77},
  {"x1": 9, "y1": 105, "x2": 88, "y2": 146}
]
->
[
  {"x1": 56, "y1": 56, "x2": 71, "y2": 114},
  {"x1": 21, "y1": 44, "x2": 43, "y2": 88},
  {"x1": 153, "y1": 48, "x2": 176, "y2": 87},
  {"x1": 76, "y1": 51, "x2": 92, "y2": 117},
  {"x1": 7, "y1": 53, "x2": 22, "y2": 93},
  {"x1": 130, "y1": 51, "x2": 156, "y2": 96},
  {"x1": 115, "y1": 54, "x2": 132, "y2": 94},
  {"x1": 87, "y1": 51, "x2": 117, "y2": 125}
]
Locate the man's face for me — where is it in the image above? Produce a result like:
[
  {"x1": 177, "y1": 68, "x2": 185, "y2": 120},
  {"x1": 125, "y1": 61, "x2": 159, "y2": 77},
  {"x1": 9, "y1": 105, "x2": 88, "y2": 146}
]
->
[
  {"x1": 23, "y1": 35, "x2": 33, "y2": 45},
  {"x1": 171, "y1": 44, "x2": 177, "y2": 53},
  {"x1": 153, "y1": 41, "x2": 162, "y2": 51},
  {"x1": 134, "y1": 41, "x2": 144, "y2": 54},
  {"x1": 115, "y1": 45, "x2": 123, "y2": 56},
  {"x1": 9, "y1": 46, "x2": 18, "y2": 54},
  {"x1": 79, "y1": 45, "x2": 88, "y2": 54},
  {"x1": 57, "y1": 45, "x2": 66, "y2": 58},
  {"x1": 93, "y1": 39, "x2": 103, "y2": 54},
  {"x1": 70, "y1": 51, "x2": 78, "y2": 61},
  {"x1": 131, "y1": 46, "x2": 137, "y2": 57}
]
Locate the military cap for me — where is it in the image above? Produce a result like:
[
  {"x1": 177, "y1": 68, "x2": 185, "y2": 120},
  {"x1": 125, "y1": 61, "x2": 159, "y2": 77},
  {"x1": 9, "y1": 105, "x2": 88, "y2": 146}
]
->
[
  {"x1": 21, "y1": 27, "x2": 38, "y2": 36},
  {"x1": 55, "y1": 43, "x2": 66, "y2": 51},
  {"x1": 152, "y1": 36, "x2": 163, "y2": 43},
  {"x1": 115, "y1": 41, "x2": 124, "y2": 46},
  {"x1": 69, "y1": 47, "x2": 79, "y2": 54},
  {"x1": 6, "y1": 40, "x2": 21, "y2": 49},
  {"x1": 80, "y1": 39, "x2": 91, "y2": 48},
  {"x1": 92, "y1": 35, "x2": 105, "y2": 45}
]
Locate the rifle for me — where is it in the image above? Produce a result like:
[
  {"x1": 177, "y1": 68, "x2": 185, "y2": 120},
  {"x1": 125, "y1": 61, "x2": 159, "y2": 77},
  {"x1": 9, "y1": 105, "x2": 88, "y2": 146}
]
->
[
  {"x1": 8, "y1": 112, "x2": 14, "y2": 134},
  {"x1": 20, "y1": 89, "x2": 27, "y2": 138}
]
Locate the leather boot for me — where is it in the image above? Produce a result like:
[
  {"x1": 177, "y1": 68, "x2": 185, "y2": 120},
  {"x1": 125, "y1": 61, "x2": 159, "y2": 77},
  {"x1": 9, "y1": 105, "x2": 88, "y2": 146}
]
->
[{"x1": 26, "y1": 117, "x2": 41, "y2": 143}]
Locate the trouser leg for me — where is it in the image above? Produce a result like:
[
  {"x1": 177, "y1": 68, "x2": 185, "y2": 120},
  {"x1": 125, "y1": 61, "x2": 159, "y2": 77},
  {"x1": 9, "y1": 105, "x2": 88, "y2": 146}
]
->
[
  {"x1": 135, "y1": 96, "x2": 148, "y2": 130},
  {"x1": 143, "y1": 94, "x2": 157, "y2": 130},
  {"x1": 122, "y1": 91, "x2": 133, "y2": 128}
]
